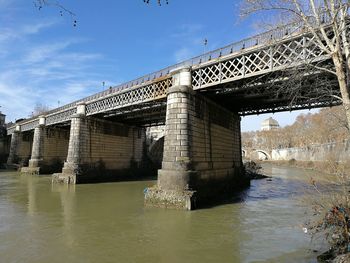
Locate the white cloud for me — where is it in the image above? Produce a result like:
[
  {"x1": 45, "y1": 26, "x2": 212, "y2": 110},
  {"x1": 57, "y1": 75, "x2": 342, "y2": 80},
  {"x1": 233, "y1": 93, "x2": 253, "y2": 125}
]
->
[
  {"x1": 171, "y1": 24, "x2": 203, "y2": 38},
  {"x1": 0, "y1": 21, "x2": 116, "y2": 122},
  {"x1": 174, "y1": 47, "x2": 193, "y2": 62},
  {"x1": 0, "y1": 20, "x2": 57, "y2": 44},
  {"x1": 169, "y1": 23, "x2": 207, "y2": 63},
  {"x1": 0, "y1": 0, "x2": 13, "y2": 8},
  {"x1": 21, "y1": 20, "x2": 57, "y2": 35}
]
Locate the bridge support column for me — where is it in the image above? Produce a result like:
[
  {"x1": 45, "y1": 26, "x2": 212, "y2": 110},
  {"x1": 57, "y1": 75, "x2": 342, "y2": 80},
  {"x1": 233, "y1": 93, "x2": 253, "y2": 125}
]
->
[
  {"x1": 54, "y1": 103, "x2": 87, "y2": 184},
  {"x1": 7, "y1": 125, "x2": 21, "y2": 166},
  {"x1": 145, "y1": 67, "x2": 196, "y2": 209},
  {"x1": 21, "y1": 117, "x2": 45, "y2": 174},
  {"x1": 144, "y1": 67, "x2": 247, "y2": 210},
  {"x1": 53, "y1": 102, "x2": 146, "y2": 184}
]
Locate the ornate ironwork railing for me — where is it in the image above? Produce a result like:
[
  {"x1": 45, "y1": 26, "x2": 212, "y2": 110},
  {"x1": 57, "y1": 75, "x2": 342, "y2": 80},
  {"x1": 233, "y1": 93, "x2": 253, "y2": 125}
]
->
[
  {"x1": 7, "y1": 125, "x2": 15, "y2": 135},
  {"x1": 46, "y1": 107, "x2": 77, "y2": 126},
  {"x1": 21, "y1": 119, "x2": 40, "y2": 132},
  {"x1": 86, "y1": 78, "x2": 171, "y2": 116},
  {"x1": 192, "y1": 32, "x2": 329, "y2": 89}
]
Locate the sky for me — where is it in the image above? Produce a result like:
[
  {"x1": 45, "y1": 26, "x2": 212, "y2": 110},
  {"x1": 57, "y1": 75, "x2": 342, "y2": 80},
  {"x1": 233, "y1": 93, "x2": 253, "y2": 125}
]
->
[{"x1": 0, "y1": 0, "x2": 318, "y2": 131}]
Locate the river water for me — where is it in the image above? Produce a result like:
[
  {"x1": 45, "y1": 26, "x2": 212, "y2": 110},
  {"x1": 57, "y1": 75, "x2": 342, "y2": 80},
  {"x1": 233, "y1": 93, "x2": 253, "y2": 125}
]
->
[{"x1": 0, "y1": 164, "x2": 331, "y2": 263}]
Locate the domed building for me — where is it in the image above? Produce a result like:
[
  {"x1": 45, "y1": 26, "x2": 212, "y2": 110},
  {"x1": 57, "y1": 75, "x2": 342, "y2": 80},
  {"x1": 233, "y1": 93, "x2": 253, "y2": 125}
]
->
[{"x1": 261, "y1": 117, "x2": 280, "y2": 131}]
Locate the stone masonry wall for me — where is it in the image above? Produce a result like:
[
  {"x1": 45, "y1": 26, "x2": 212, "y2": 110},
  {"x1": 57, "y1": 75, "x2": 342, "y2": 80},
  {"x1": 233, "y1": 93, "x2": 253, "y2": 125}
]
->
[
  {"x1": 146, "y1": 68, "x2": 246, "y2": 209},
  {"x1": 43, "y1": 128, "x2": 70, "y2": 164},
  {"x1": 17, "y1": 132, "x2": 33, "y2": 164},
  {"x1": 0, "y1": 137, "x2": 9, "y2": 155},
  {"x1": 0, "y1": 136, "x2": 10, "y2": 163},
  {"x1": 271, "y1": 140, "x2": 350, "y2": 162},
  {"x1": 79, "y1": 117, "x2": 145, "y2": 170},
  {"x1": 191, "y1": 95, "x2": 242, "y2": 173}
]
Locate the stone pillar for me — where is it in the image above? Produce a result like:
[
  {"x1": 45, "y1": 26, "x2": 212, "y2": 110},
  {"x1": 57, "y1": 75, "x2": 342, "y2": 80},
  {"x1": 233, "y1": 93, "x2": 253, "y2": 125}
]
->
[
  {"x1": 54, "y1": 103, "x2": 87, "y2": 184},
  {"x1": 7, "y1": 125, "x2": 21, "y2": 165},
  {"x1": 145, "y1": 67, "x2": 196, "y2": 210},
  {"x1": 28, "y1": 116, "x2": 46, "y2": 169},
  {"x1": 158, "y1": 67, "x2": 194, "y2": 190}
]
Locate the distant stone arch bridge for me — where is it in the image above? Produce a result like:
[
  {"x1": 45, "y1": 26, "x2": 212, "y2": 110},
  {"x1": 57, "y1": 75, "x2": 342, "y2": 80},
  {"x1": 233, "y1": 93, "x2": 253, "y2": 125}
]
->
[{"x1": 242, "y1": 148, "x2": 271, "y2": 160}]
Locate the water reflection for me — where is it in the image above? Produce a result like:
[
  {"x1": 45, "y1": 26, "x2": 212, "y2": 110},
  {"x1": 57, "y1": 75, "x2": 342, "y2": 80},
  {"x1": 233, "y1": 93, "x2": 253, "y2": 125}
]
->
[{"x1": 0, "y1": 164, "x2": 331, "y2": 263}]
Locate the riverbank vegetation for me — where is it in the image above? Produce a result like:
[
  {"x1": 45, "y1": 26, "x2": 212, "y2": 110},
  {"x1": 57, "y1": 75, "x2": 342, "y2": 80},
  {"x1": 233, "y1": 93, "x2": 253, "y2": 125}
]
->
[
  {"x1": 262, "y1": 159, "x2": 350, "y2": 262},
  {"x1": 307, "y1": 160, "x2": 350, "y2": 262},
  {"x1": 266, "y1": 158, "x2": 350, "y2": 177},
  {"x1": 242, "y1": 106, "x2": 348, "y2": 151},
  {"x1": 244, "y1": 161, "x2": 270, "y2": 179}
]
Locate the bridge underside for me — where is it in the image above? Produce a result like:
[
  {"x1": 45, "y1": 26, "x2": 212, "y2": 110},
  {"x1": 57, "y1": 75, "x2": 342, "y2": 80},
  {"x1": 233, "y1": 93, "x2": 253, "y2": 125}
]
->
[
  {"x1": 71, "y1": 69, "x2": 341, "y2": 129},
  {"x1": 6, "y1": 38, "x2": 345, "y2": 210},
  {"x1": 201, "y1": 68, "x2": 341, "y2": 115},
  {"x1": 96, "y1": 100, "x2": 167, "y2": 127}
]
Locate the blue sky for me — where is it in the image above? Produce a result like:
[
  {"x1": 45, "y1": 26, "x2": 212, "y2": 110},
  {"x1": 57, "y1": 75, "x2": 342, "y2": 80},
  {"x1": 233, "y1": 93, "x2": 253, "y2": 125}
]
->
[{"x1": 0, "y1": 0, "x2": 317, "y2": 131}]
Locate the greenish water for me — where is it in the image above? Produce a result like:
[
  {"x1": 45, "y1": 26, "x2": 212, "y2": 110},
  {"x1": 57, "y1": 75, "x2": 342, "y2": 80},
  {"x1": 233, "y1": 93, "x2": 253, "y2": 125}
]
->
[{"x1": 0, "y1": 164, "x2": 329, "y2": 263}]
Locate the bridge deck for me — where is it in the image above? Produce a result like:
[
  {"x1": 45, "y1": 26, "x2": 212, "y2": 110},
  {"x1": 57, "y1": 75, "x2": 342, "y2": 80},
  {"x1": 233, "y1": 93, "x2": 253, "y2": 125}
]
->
[{"x1": 7, "y1": 21, "x2": 341, "y2": 134}]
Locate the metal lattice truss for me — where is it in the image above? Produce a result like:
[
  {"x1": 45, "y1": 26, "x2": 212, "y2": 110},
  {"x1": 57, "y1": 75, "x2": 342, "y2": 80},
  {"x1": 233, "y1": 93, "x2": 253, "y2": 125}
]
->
[
  {"x1": 86, "y1": 78, "x2": 170, "y2": 116},
  {"x1": 192, "y1": 34, "x2": 328, "y2": 90},
  {"x1": 46, "y1": 107, "x2": 78, "y2": 126},
  {"x1": 7, "y1": 78, "x2": 170, "y2": 135},
  {"x1": 20, "y1": 119, "x2": 39, "y2": 132},
  {"x1": 241, "y1": 100, "x2": 341, "y2": 115},
  {"x1": 7, "y1": 25, "x2": 339, "y2": 135},
  {"x1": 7, "y1": 126, "x2": 15, "y2": 135},
  {"x1": 101, "y1": 101, "x2": 167, "y2": 126},
  {"x1": 202, "y1": 67, "x2": 341, "y2": 115}
]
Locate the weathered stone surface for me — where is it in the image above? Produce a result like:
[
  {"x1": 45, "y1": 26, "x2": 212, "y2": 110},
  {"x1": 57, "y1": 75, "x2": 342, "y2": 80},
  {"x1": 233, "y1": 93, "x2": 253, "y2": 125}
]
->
[
  {"x1": 21, "y1": 125, "x2": 69, "y2": 174},
  {"x1": 272, "y1": 140, "x2": 350, "y2": 162},
  {"x1": 145, "y1": 67, "x2": 245, "y2": 209},
  {"x1": 30, "y1": 126, "x2": 44, "y2": 164},
  {"x1": 20, "y1": 166, "x2": 40, "y2": 175},
  {"x1": 144, "y1": 186, "x2": 195, "y2": 210},
  {"x1": 54, "y1": 112, "x2": 146, "y2": 184},
  {"x1": 7, "y1": 131, "x2": 20, "y2": 165}
]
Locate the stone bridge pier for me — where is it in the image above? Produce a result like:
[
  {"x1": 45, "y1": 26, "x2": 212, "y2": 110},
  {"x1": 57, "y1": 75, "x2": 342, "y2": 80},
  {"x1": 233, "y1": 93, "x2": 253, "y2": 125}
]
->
[
  {"x1": 7, "y1": 126, "x2": 33, "y2": 167},
  {"x1": 18, "y1": 117, "x2": 70, "y2": 174},
  {"x1": 52, "y1": 103, "x2": 146, "y2": 184},
  {"x1": 144, "y1": 67, "x2": 247, "y2": 210}
]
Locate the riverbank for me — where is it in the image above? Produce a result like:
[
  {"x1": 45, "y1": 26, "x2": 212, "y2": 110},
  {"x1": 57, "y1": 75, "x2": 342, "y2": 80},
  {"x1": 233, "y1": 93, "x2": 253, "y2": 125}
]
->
[
  {"x1": 259, "y1": 160, "x2": 350, "y2": 262},
  {"x1": 244, "y1": 161, "x2": 271, "y2": 179},
  {"x1": 261, "y1": 159, "x2": 350, "y2": 177}
]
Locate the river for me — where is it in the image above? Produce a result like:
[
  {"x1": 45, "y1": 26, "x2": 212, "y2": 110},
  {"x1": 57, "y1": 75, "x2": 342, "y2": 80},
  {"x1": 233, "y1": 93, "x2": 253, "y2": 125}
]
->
[{"x1": 0, "y1": 164, "x2": 331, "y2": 263}]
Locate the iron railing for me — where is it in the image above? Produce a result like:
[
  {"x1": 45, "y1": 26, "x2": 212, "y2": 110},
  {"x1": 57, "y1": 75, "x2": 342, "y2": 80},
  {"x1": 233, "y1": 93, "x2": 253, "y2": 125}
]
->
[{"x1": 8, "y1": 18, "x2": 327, "y2": 130}]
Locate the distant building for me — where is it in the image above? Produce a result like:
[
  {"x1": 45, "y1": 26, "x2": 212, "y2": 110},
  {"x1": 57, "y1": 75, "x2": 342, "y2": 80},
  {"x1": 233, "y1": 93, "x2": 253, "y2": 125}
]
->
[
  {"x1": 261, "y1": 117, "x2": 280, "y2": 131},
  {"x1": 0, "y1": 111, "x2": 5, "y2": 127},
  {"x1": 0, "y1": 112, "x2": 6, "y2": 138}
]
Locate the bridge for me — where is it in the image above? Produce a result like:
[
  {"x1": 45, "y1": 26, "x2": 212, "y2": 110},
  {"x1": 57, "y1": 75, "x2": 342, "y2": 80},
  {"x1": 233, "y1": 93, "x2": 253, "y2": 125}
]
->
[
  {"x1": 5, "y1": 21, "x2": 341, "y2": 209},
  {"x1": 242, "y1": 148, "x2": 271, "y2": 160}
]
